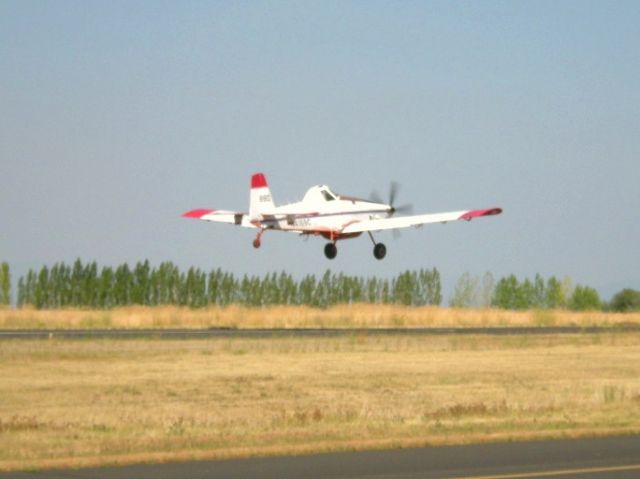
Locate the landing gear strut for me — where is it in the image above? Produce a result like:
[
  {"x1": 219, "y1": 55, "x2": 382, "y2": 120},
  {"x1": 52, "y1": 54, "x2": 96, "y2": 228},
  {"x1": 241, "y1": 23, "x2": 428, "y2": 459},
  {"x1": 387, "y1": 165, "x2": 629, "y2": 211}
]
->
[
  {"x1": 324, "y1": 242, "x2": 337, "y2": 259},
  {"x1": 368, "y1": 232, "x2": 387, "y2": 260}
]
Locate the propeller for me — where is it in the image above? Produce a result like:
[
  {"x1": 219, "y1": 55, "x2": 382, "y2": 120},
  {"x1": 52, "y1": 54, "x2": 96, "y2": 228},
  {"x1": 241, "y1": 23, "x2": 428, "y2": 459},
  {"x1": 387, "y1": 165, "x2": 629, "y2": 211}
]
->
[
  {"x1": 369, "y1": 190, "x2": 384, "y2": 204},
  {"x1": 389, "y1": 181, "x2": 399, "y2": 208},
  {"x1": 370, "y1": 181, "x2": 413, "y2": 240},
  {"x1": 387, "y1": 181, "x2": 413, "y2": 216}
]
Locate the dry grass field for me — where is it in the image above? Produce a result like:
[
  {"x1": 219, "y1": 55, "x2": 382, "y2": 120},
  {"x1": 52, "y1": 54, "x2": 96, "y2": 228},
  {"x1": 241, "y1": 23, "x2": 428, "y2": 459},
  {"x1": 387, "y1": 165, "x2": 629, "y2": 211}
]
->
[
  {"x1": 1, "y1": 333, "x2": 639, "y2": 471},
  {"x1": 1, "y1": 304, "x2": 638, "y2": 329}
]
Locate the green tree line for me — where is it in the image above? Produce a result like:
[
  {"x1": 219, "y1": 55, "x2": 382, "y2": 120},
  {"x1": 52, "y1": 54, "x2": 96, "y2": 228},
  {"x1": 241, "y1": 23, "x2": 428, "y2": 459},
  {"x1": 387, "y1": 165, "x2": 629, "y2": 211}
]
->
[
  {"x1": 4, "y1": 260, "x2": 638, "y2": 311},
  {"x1": 450, "y1": 271, "x2": 639, "y2": 312},
  {"x1": 15, "y1": 259, "x2": 442, "y2": 309},
  {"x1": 0, "y1": 262, "x2": 10, "y2": 306},
  {"x1": 490, "y1": 273, "x2": 600, "y2": 311}
]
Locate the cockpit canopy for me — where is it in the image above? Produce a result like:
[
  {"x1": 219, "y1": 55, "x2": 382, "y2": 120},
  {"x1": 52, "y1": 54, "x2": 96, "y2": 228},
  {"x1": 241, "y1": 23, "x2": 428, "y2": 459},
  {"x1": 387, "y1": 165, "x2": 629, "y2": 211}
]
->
[{"x1": 302, "y1": 185, "x2": 339, "y2": 203}]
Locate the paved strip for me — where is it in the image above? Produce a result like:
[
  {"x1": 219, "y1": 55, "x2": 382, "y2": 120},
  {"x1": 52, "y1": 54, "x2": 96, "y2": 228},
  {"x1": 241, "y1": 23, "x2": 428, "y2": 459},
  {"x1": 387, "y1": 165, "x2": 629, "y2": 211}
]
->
[
  {"x1": 452, "y1": 463, "x2": 640, "y2": 478},
  {"x1": 1, "y1": 435, "x2": 639, "y2": 479},
  {"x1": 1, "y1": 325, "x2": 639, "y2": 339}
]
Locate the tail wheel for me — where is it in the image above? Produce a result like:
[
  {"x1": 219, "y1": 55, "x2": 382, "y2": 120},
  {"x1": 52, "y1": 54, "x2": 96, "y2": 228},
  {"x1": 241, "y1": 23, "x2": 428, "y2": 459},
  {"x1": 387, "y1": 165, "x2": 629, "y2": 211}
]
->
[
  {"x1": 253, "y1": 229, "x2": 265, "y2": 249},
  {"x1": 373, "y1": 243, "x2": 386, "y2": 260},
  {"x1": 324, "y1": 243, "x2": 337, "y2": 259}
]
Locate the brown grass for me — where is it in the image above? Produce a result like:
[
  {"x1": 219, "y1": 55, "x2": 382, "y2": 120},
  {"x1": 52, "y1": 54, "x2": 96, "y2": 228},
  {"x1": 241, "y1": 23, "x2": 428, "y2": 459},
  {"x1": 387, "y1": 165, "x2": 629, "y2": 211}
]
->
[
  {"x1": 0, "y1": 304, "x2": 638, "y2": 329},
  {"x1": 1, "y1": 333, "x2": 640, "y2": 471}
]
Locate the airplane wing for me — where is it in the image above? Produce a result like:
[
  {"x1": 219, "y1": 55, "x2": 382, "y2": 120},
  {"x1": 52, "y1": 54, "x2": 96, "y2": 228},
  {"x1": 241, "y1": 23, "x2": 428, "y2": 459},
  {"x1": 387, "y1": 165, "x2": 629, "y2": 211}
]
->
[
  {"x1": 182, "y1": 209, "x2": 334, "y2": 234},
  {"x1": 340, "y1": 208, "x2": 502, "y2": 234},
  {"x1": 182, "y1": 209, "x2": 257, "y2": 228}
]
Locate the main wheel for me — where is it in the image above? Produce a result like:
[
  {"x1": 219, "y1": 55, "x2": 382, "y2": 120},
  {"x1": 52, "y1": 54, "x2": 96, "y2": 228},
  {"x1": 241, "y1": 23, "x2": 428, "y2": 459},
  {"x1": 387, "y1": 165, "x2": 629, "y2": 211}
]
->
[
  {"x1": 324, "y1": 243, "x2": 337, "y2": 259},
  {"x1": 373, "y1": 242, "x2": 386, "y2": 260},
  {"x1": 252, "y1": 238, "x2": 261, "y2": 249}
]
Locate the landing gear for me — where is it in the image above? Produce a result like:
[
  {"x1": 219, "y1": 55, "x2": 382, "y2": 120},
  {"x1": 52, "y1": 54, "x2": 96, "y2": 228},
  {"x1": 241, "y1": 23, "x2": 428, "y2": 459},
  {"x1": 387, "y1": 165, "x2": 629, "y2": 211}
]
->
[
  {"x1": 324, "y1": 243, "x2": 337, "y2": 259},
  {"x1": 368, "y1": 232, "x2": 387, "y2": 260},
  {"x1": 373, "y1": 242, "x2": 386, "y2": 260},
  {"x1": 253, "y1": 229, "x2": 265, "y2": 249}
]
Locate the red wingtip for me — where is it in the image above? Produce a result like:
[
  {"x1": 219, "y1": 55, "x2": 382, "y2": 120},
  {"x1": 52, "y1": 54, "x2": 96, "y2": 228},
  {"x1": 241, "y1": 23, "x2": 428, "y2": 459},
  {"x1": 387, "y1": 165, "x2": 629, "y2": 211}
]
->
[
  {"x1": 182, "y1": 209, "x2": 215, "y2": 219},
  {"x1": 251, "y1": 173, "x2": 268, "y2": 189},
  {"x1": 459, "y1": 208, "x2": 503, "y2": 221}
]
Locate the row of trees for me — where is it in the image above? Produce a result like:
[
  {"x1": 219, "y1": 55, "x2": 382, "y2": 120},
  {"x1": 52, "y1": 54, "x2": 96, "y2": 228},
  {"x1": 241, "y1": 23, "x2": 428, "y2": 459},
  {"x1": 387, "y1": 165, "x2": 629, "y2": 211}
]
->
[
  {"x1": 450, "y1": 272, "x2": 602, "y2": 311},
  {"x1": 0, "y1": 262, "x2": 10, "y2": 306},
  {"x1": 2, "y1": 260, "x2": 638, "y2": 311},
  {"x1": 14, "y1": 260, "x2": 442, "y2": 309}
]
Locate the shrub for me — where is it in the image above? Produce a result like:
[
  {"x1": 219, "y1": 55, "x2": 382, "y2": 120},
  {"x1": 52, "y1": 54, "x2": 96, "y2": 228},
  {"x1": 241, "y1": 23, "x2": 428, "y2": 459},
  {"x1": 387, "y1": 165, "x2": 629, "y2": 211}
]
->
[{"x1": 609, "y1": 289, "x2": 640, "y2": 312}]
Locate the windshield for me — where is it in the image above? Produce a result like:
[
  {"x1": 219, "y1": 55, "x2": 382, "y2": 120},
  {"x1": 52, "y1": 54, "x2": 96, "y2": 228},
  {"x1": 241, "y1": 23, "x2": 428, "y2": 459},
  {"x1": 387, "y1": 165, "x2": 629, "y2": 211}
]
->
[{"x1": 322, "y1": 190, "x2": 336, "y2": 201}]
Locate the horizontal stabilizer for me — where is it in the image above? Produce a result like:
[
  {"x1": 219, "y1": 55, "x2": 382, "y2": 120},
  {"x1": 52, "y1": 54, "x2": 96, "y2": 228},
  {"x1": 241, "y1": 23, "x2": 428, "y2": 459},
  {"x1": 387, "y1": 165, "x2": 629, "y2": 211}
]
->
[
  {"x1": 182, "y1": 209, "x2": 216, "y2": 219},
  {"x1": 182, "y1": 209, "x2": 255, "y2": 228}
]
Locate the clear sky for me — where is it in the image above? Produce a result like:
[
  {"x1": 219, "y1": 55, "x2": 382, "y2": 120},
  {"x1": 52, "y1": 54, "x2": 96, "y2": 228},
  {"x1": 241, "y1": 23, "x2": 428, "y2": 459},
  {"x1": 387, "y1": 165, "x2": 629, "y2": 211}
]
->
[{"x1": 1, "y1": 1, "x2": 638, "y2": 300}]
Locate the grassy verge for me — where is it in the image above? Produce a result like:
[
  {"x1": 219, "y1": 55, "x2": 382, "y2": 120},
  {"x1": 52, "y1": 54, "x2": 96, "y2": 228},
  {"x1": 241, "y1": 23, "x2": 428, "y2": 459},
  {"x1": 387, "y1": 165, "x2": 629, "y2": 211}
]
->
[
  {"x1": 1, "y1": 304, "x2": 638, "y2": 329},
  {"x1": 1, "y1": 333, "x2": 639, "y2": 470}
]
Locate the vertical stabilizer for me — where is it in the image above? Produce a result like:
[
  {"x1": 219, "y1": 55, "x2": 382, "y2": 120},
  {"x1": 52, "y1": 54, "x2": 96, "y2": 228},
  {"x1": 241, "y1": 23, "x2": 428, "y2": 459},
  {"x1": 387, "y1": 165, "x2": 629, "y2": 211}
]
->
[{"x1": 249, "y1": 173, "x2": 275, "y2": 220}]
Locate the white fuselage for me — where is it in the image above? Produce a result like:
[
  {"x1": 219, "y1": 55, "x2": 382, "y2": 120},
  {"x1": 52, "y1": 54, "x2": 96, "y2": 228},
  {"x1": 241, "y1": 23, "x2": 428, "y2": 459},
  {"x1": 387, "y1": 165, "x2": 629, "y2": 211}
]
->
[{"x1": 256, "y1": 185, "x2": 392, "y2": 238}]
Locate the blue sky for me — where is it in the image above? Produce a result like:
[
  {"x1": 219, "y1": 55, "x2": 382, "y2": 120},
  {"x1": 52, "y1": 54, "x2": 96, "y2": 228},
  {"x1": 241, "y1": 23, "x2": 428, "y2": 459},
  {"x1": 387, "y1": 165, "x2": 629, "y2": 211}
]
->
[{"x1": 1, "y1": 1, "x2": 638, "y2": 300}]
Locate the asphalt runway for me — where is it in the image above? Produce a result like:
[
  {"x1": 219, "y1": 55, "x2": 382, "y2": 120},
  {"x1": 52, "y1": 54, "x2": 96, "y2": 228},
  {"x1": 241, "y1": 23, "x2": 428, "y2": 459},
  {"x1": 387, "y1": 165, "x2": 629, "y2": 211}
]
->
[
  {"x1": 2, "y1": 435, "x2": 639, "y2": 478},
  {"x1": 1, "y1": 325, "x2": 640, "y2": 339}
]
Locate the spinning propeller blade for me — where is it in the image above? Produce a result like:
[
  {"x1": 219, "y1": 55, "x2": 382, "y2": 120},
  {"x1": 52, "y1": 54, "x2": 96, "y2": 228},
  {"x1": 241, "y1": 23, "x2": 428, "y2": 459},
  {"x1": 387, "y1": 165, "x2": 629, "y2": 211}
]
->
[
  {"x1": 387, "y1": 181, "x2": 413, "y2": 216},
  {"x1": 371, "y1": 181, "x2": 414, "y2": 222}
]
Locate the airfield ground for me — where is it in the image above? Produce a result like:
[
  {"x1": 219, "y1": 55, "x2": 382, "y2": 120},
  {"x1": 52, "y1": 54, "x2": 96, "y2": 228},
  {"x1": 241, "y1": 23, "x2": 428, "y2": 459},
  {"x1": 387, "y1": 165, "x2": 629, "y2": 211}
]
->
[
  {"x1": 0, "y1": 304, "x2": 638, "y2": 329},
  {"x1": 1, "y1": 330, "x2": 639, "y2": 471}
]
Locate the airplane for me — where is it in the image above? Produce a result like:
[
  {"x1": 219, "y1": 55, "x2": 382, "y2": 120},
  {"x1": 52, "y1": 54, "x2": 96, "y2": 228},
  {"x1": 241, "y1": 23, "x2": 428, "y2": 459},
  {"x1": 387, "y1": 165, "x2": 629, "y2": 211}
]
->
[{"x1": 183, "y1": 173, "x2": 502, "y2": 260}]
